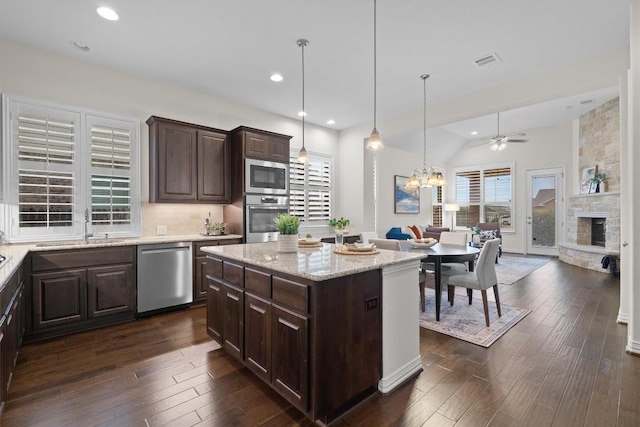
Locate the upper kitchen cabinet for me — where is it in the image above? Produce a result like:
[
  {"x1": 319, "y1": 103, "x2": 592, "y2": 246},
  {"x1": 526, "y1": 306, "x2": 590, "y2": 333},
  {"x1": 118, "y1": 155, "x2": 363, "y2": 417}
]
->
[
  {"x1": 231, "y1": 126, "x2": 291, "y2": 163},
  {"x1": 147, "y1": 116, "x2": 230, "y2": 203}
]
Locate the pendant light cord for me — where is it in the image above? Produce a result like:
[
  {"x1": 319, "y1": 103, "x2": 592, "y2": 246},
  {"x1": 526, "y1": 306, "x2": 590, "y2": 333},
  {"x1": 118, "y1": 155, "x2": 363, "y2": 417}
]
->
[
  {"x1": 373, "y1": 0, "x2": 377, "y2": 130},
  {"x1": 421, "y1": 74, "x2": 430, "y2": 170},
  {"x1": 301, "y1": 40, "x2": 305, "y2": 149}
]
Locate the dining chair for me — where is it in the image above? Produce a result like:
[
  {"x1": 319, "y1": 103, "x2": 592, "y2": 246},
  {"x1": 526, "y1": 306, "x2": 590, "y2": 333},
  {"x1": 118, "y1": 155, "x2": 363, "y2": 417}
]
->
[
  {"x1": 441, "y1": 238, "x2": 502, "y2": 327},
  {"x1": 359, "y1": 231, "x2": 379, "y2": 245},
  {"x1": 369, "y1": 238, "x2": 429, "y2": 313},
  {"x1": 422, "y1": 231, "x2": 468, "y2": 274},
  {"x1": 369, "y1": 238, "x2": 401, "y2": 251}
]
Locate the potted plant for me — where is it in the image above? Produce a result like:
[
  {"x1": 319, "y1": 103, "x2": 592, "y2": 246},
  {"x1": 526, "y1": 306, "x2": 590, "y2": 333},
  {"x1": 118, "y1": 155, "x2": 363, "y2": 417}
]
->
[
  {"x1": 588, "y1": 171, "x2": 607, "y2": 193},
  {"x1": 206, "y1": 221, "x2": 225, "y2": 236},
  {"x1": 329, "y1": 217, "x2": 350, "y2": 245},
  {"x1": 274, "y1": 213, "x2": 300, "y2": 252}
]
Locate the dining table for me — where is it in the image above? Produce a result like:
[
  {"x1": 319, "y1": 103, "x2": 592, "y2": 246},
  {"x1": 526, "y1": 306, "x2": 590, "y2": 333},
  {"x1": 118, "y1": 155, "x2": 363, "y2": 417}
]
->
[{"x1": 399, "y1": 241, "x2": 480, "y2": 321}]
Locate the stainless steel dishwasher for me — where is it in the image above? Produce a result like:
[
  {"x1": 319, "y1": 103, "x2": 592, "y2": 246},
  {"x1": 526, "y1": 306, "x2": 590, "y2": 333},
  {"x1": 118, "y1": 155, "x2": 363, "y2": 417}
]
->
[{"x1": 137, "y1": 242, "x2": 193, "y2": 315}]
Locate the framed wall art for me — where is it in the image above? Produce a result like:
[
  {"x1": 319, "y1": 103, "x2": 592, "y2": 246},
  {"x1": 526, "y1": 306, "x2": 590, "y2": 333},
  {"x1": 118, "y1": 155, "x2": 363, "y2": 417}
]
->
[
  {"x1": 581, "y1": 166, "x2": 596, "y2": 194},
  {"x1": 394, "y1": 175, "x2": 420, "y2": 214}
]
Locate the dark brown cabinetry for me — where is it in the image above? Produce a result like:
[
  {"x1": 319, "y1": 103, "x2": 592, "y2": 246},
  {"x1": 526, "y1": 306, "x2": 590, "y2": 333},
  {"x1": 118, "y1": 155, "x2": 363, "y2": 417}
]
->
[
  {"x1": 0, "y1": 263, "x2": 25, "y2": 415},
  {"x1": 233, "y1": 127, "x2": 290, "y2": 162},
  {"x1": 147, "y1": 116, "x2": 230, "y2": 203},
  {"x1": 193, "y1": 239, "x2": 242, "y2": 303},
  {"x1": 205, "y1": 254, "x2": 381, "y2": 424},
  {"x1": 27, "y1": 247, "x2": 136, "y2": 341}
]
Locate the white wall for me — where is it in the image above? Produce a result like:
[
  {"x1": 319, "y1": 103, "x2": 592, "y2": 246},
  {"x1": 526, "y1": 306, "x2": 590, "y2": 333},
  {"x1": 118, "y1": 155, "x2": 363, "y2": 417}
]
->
[
  {"x1": 446, "y1": 122, "x2": 573, "y2": 253},
  {"x1": 0, "y1": 38, "x2": 339, "y2": 236}
]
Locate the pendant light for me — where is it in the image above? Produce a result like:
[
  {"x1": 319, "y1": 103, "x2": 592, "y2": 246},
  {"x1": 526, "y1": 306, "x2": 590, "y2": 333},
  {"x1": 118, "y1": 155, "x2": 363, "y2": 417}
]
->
[
  {"x1": 406, "y1": 74, "x2": 446, "y2": 189},
  {"x1": 366, "y1": 0, "x2": 383, "y2": 150},
  {"x1": 297, "y1": 39, "x2": 309, "y2": 163}
]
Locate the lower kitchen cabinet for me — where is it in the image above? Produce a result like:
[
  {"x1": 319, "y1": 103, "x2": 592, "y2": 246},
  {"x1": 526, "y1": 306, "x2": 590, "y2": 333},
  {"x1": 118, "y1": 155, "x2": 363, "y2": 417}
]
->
[
  {"x1": 271, "y1": 304, "x2": 308, "y2": 411},
  {"x1": 205, "y1": 253, "x2": 382, "y2": 424},
  {"x1": 27, "y1": 247, "x2": 136, "y2": 341},
  {"x1": 244, "y1": 293, "x2": 271, "y2": 382},
  {"x1": 222, "y1": 283, "x2": 243, "y2": 361},
  {"x1": 193, "y1": 239, "x2": 242, "y2": 303},
  {"x1": 0, "y1": 263, "x2": 25, "y2": 415}
]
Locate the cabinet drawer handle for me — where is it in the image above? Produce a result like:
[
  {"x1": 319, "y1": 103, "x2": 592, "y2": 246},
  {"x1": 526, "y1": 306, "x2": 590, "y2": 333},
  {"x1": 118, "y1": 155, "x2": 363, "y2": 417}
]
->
[
  {"x1": 250, "y1": 303, "x2": 266, "y2": 314},
  {"x1": 226, "y1": 292, "x2": 240, "y2": 301},
  {"x1": 6, "y1": 314, "x2": 12, "y2": 326},
  {"x1": 278, "y1": 317, "x2": 299, "y2": 331},
  {"x1": 211, "y1": 285, "x2": 221, "y2": 291}
]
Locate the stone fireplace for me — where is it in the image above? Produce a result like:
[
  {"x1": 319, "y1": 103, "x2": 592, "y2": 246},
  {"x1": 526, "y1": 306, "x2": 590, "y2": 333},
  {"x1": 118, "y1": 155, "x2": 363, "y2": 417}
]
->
[{"x1": 559, "y1": 192, "x2": 620, "y2": 272}]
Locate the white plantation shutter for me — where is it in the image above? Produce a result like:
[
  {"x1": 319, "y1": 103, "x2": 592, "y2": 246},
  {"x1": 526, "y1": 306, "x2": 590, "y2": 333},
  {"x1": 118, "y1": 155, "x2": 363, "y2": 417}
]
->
[
  {"x1": 454, "y1": 164, "x2": 513, "y2": 231},
  {"x1": 289, "y1": 152, "x2": 333, "y2": 223},
  {"x1": 16, "y1": 109, "x2": 78, "y2": 230},
  {"x1": 88, "y1": 116, "x2": 134, "y2": 228},
  {"x1": 3, "y1": 95, "x2": 140, "y2": 242}
]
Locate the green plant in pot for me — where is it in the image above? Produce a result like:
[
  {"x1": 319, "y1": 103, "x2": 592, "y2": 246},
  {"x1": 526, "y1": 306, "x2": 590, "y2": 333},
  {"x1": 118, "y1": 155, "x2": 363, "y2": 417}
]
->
[
  {"x1": 329, "y1": 217, "x2": 350, "y2": 246},
  {"x1": 274, "y1": 213, "x2": 300, "y2": 252},
  {"x1": 588, "y1": 171, "x2": 607, "y2": 193},
  {"x1": 329, "y1": 217, "x2": 350, "y2": 231}
]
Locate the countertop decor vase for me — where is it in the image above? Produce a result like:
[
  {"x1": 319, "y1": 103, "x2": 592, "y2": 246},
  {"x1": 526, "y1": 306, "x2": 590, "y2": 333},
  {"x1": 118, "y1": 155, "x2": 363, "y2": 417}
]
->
[
  {"x1": 274, "y1": 213, "x2": 300, "y2": 253},
  {"x1": 277, "y1": 234, "x2": 298, "y2": 253}
]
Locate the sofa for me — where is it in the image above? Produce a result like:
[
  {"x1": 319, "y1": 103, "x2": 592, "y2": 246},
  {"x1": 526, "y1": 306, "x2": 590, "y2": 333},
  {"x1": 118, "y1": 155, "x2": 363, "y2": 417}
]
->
[{"x1": 385, "y1": 226, "x2": 450, "y2": 240}]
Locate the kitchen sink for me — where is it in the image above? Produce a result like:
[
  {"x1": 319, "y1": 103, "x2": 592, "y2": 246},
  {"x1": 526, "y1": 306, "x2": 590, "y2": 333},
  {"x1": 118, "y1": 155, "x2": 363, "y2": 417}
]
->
[{"x1": 35, "y1": 239, "x2": 127, "y2": 247}]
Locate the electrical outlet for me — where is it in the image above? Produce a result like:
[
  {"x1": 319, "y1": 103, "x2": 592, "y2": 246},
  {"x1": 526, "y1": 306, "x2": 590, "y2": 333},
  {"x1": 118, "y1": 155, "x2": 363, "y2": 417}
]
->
[{"x1": 156, "y1": 225, "x2": 167, "y2": 235}]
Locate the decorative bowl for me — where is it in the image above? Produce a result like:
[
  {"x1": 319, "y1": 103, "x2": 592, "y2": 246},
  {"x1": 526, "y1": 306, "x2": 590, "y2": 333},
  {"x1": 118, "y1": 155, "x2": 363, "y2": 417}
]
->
[
  {"x1": 299, "y1": 237, "x2": 321, "y2": 244},
  {"x1": 408, "y1": 238, "x2": 437, "y2": 248},
  {"x1": 354, "y1": 242, "x2": 375, "y2": 249}
]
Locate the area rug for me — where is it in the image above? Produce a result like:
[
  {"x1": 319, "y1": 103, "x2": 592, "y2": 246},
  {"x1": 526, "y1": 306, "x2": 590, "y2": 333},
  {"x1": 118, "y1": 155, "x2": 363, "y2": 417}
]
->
[
  {"x1": 495, "y1": 254, "x2": 550, "y2": 285},
  {"x1": 419, "y1": 289, "x2": 530, "y2": 347}
]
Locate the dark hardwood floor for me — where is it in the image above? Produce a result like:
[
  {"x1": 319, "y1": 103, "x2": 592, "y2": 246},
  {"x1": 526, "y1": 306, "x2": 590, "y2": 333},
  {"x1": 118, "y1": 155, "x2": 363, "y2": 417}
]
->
[{"x1": 2, "y1": 258, "x2": 637, "y2": 426}]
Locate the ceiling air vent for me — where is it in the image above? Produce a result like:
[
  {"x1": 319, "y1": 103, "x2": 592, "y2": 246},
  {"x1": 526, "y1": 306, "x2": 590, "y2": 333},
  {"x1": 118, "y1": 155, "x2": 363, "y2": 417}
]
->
[
  {"x1": 474, "y1": 52, "x2": 502, "y2": 69},
  {"x1": 580, "y1": 99, "x2": 595, "y2": 105}
]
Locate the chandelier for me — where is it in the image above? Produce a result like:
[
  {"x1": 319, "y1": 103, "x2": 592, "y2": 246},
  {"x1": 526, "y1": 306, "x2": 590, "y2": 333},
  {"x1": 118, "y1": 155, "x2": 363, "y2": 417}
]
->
[{"x1": 405, "y1": 74, "x2": 445, "y2": 189}]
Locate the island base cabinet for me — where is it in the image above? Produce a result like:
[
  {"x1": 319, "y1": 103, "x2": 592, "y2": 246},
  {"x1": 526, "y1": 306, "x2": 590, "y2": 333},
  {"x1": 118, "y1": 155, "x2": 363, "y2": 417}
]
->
[
  {"x1": 271, "y1": 305, "x2": 308, "y2": 412},
  {"x1": 244, "y1": 294, "x2": 271, "y2": 383},
  {"x1": 206, "y1": 278, "x2": 224, "y2": 342},
  {"x1": 222, "y1": 284, "x2": 243, "y2": 361},
  {"x1": 204, "y1": 254, "x2": 381, "y2": 424}
]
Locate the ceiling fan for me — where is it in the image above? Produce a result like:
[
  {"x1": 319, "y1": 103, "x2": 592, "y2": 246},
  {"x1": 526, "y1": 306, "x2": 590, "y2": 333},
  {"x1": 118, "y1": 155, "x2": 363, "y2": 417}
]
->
[{"x1": 471, "y1": 112, "x2": 529, "y2": 151}]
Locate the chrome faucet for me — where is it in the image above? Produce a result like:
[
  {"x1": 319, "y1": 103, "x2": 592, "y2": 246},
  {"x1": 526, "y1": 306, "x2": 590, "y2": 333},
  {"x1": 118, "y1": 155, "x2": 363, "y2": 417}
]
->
[{"x1": 84, "y1": 208, "x2": 94, "y2": 242}]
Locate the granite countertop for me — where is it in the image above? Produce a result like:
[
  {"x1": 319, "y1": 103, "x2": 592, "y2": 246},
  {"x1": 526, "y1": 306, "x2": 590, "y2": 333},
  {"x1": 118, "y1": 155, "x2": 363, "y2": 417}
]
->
[
  {"x1": 0, "y1": 234, "x2": 243, "y2": 285},
  {"x1": 201, "y1": 242, "x2": 424, "y2": 281}
]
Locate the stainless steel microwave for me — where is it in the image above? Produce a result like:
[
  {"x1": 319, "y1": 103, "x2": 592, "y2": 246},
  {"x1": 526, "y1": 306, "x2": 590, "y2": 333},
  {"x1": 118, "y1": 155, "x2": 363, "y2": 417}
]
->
[{"x1": 245, "y1": 158, "x2": 289, "y2": 195}]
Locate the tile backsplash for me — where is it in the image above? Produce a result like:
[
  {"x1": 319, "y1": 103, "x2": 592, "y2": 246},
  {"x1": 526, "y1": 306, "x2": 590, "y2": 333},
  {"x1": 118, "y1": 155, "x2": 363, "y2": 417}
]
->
[{"x1": 141, "y1": 203, "x2": 224, "y2": 237}]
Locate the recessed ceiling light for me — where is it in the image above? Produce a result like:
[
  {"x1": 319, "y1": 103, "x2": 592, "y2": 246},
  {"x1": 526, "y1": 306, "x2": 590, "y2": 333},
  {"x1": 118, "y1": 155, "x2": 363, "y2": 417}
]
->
[
  {"x1": 70, "y1": 41, "x2": 90, "y2": 52},
  {"x1": 270, "y1": 74, "x2": 283, "y2": 82},
  {"x1": 298, "y1": 111, "x2": 307, "y2": 117},
  {"x1": 326, "y1": 119, "x2": 335, "y2": 125},
  {"x1": 470, "y1": 131, "x2": 478, "y2": 135},
  {"x1": 97, "y1": 7, "x2": 119, "y2": 21}
]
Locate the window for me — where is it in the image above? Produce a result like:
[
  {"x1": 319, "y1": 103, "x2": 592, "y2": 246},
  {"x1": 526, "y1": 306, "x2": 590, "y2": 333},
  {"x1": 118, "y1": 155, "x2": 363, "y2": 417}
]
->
[
  {"x1": 2, "y1": 95, "x2": 140, "y2": 242},
  {"x1": 431, "y1": 185, "x2": 443, "y2": 227},
  {"x1": 454, "y1": 164, "x2": 513, "y2": 231},
  {"x1": 289, "y1": 151, "x2": 333, "y2": 225}
]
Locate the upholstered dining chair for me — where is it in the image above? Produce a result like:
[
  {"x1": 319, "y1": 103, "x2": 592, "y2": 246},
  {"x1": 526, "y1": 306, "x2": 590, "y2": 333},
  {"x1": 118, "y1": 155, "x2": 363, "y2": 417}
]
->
[
  {"x1": 422, "y1": 231, "x2": 469, "y2": 274},
  {"x1": 359, "y1": 231, "x2": 379, "y2": 245},
  {"x1": 369, "y1": 238, "x2": 401, "y2": 251},
  {"x1": 369, "y1": 238, "x2": 429, "y2": 313},
  {"x1": 441, "y1": 238, "x2": 502, "y2": 327}
]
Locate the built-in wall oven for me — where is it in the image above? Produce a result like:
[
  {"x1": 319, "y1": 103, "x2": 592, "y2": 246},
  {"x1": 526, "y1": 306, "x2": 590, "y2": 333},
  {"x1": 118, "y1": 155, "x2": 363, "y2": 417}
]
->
[
  {"x1": 245, "y1": 194, "x2": 289, "y2": 243},
  {"x1": 245, "y1": 158, "x2": 289, "y2": 195}
]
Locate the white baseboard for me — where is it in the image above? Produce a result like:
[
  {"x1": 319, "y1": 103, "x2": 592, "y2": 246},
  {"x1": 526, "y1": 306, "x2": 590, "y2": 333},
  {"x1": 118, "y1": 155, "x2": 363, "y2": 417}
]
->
[
  {"x1": 626, "y1": 338, "x2": 640, "y2": 355},
  {"x1": 378, "y1": 356, "x2": 422, "y2": 394},
  {"x1": 617, "y1": 310, "x2": 629, "y2": 324}
]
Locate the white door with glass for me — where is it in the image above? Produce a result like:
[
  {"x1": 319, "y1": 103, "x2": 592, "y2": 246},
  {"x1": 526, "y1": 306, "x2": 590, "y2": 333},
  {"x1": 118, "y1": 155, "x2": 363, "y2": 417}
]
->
[{"x1": 526, "y1": 168, "x2": 564, "y2": 256}]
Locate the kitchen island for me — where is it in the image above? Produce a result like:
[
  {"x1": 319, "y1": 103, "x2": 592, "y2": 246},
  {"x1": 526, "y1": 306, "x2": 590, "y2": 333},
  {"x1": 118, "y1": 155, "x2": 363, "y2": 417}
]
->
[{"x1": 201, "y1": 241, "x2": 425, "y2": 425}]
